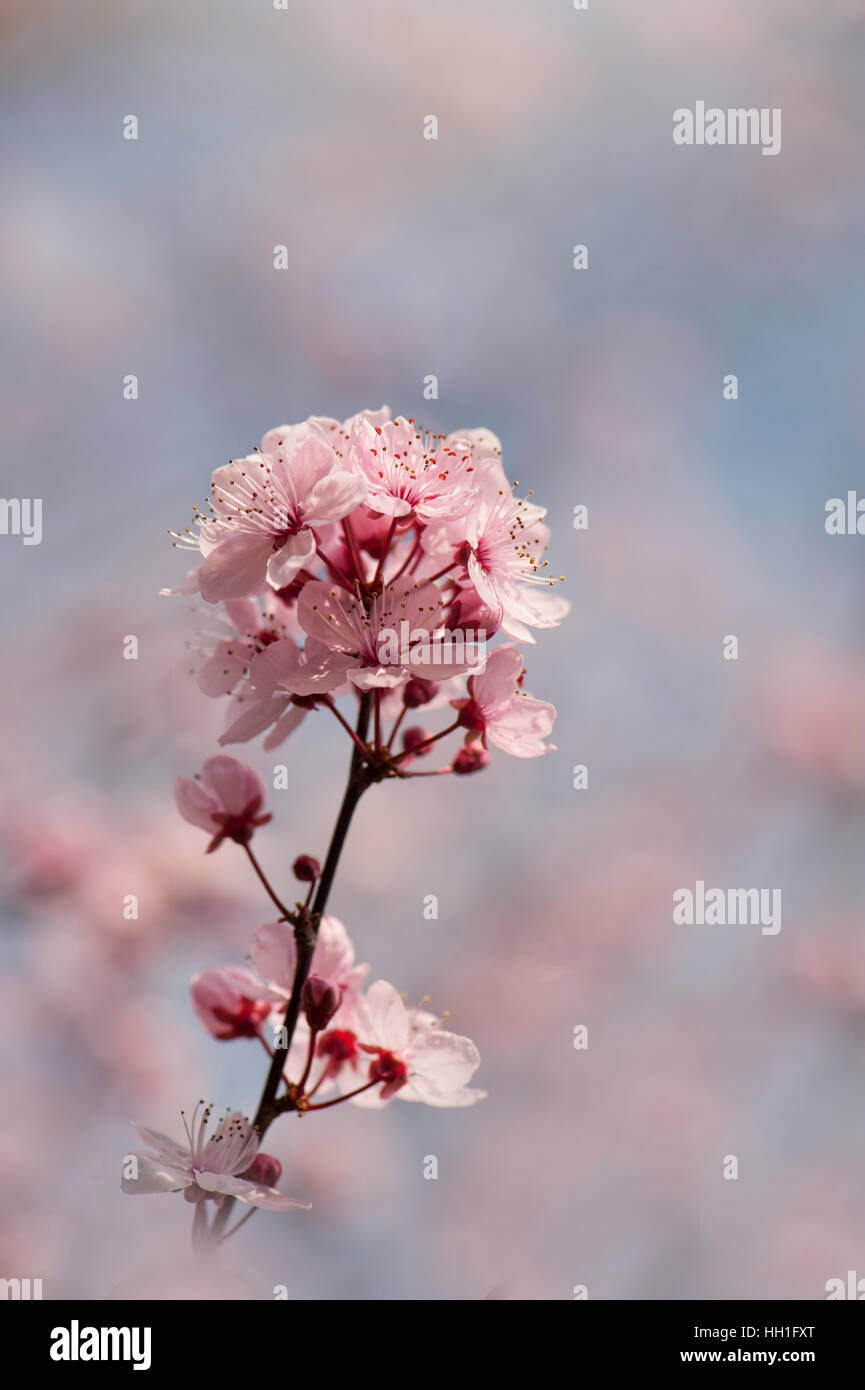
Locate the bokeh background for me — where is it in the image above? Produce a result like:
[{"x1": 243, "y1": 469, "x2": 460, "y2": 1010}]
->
[{"x1": 2, "y1": 0, "x2": 865, "y2": 1300}]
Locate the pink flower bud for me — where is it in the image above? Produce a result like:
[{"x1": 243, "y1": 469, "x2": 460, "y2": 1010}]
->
[
  {"x1": 402, "y1": 726, "x2": 433, "y2": 758},
  {"x1": 302, "y1": 974, "x2": 340, "y2": 1032},
  {"x1": 243, "y1": 1152, "x2": 282, "y2": 1188},
  {"x1": 403, "y1": 677, "x2": 438, "y2": 708},
  {"x1": 452, "y1": 742, "x2": 489, "y2": 775},
  {"x1": 292, "y1": 854, "x2": 321, "y2": 884}
]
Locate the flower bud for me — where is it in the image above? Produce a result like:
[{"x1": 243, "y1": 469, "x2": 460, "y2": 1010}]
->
[
  {"x1": 301, "y1": 974, "x2": 340, "y2": 1032},
  {"x1": 403, "y1": 677, "x2": 438, "y2": 708},
  {"x1": 292, "y1": 854, "x2": 321, "y2": 884},
  {"x1": 452, "y1": 742, "x2": 489, "y2": 776},
  {"x1": 402, "y1": 726, "x2": 432, "y2": 758},
  {"x1": 243, "y1": 1152, "x2": 282, "y2": 1188}
]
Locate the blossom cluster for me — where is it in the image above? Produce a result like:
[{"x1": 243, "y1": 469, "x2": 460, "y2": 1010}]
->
[
  {"x1": 124, "y1": 409, "x2": 566, "y2": 1237},
  {"x1": 167, "y1": 407, "x2": 567, "y2": 766}
]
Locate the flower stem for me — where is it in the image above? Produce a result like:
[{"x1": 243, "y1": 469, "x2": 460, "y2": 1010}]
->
[
  {"x1": 242, "y1": 843, "x2": 294, "y2": 919},
  {"x1": 210, "y1": 695, "x2": 372, "y2": 1239},
  {"x1": 305, "y1": 1079, "x2": 378, "y2": 1110}
]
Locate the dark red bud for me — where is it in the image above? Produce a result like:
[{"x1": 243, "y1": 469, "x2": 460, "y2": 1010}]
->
[
  {"x1": 403, "y1": 677, "x2": 438, "y2": 708},
  {"x1": 402, "y1": 726, "x2": 433, "y2": 757},
  {"x1": 301, "y1": 974, "x2": 340, "y2": 1032},
  {"x1": 452, "y1": 743, "x2": 490, "y2": 775},
  {"x1": 292, "y1": 854, "x2": 321, "y2": 883},
  {"x1": 244, "y1": 1152, "x2": 282, "y2": 1188}
]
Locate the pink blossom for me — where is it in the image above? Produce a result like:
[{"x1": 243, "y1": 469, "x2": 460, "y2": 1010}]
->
[
  {"x1": 174, "y1": 755, "x2": 271, "y2": 852},
  {"x1": 195, "y1": 594, "x2": 296, "y2": 700},
  {"x1": 464, "y1": 477, "x2": 569, "y2": 641},
  {"x1": 190, "y1": 965, "x2": 273, "y2": 1040},
  {"x1": 223, "y1": 634, "x2": 318, "y2": 750},
  {"x1": 121, "y1": 1105, "x2": 309, "y2": 1211},
  {"x1": 349, "y1": 980, "x2": 486, "y2": 1108},
  {"x1": 347, "y1": 416, "x2": 479, "y2": 522},
  {"x1": 279, "y1": 579, "x2": 483, "y2": 694},
  {"x1": 451, "y1": 642, "x2": 556, "y2": 757},
  {"x1": 195, "y1": 422, "x2": 367, "y2": 602}
]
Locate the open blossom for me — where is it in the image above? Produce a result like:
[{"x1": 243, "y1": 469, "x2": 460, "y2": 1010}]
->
[
  {"x1": 346, "y1": 980, "x2": 486, "y2": 1108},
  {"x1": 195, "y1": 422, "x2": 367, "y2": 603},
  {"x1": 191, "y1": 966, "x2": 273, "y2": 1040},
  {"x1": 463, "y1": 477, "x2": 569, "y2": 641},
  {"x1": 347, "y1": 415, "x2": 480, "y2": 521},
  {"x1": 195, "y1": 594, "x2": 297, "y2": 700},
  {"x1": 451, "y1": 642, "x2": 556, "y2": 757},
  {"x1": 174, "y1": 755, "x2": 271, "y2": 852},
  {"x1": 221, "y1": 635, "x2": 319, "y2": 750},
  {"x1": 121, "y1": 1106, "x2": 310, "y2": 1211},
  {"x1": 268, "y1": 579, "x2": 484, "y2": 695}
]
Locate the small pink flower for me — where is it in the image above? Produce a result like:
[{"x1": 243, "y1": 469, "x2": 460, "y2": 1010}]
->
[
  {"x1": 464, "y1": 478, "x2": 569, "y2": 640},
  {"x1": 224, "y1": 635, "x2": 320, "y2": 751},
  {"x1": 191, "y1": 965, "x2": 273, "y2": 1040},
  {"x1": 347, "y1": 416, "x2": 478, "y2": 522},
  {"x1": 195, "y1": 422, "x2": 367, "y2": 603},
  {"x1": 195, "y1": 594, "x2": 296, "y2": 700},
  {"x1": 349, "y1": 981, "x2": 486, "y2": 1108},
  {"x1": 121, "y1": 1105, "x2": 310, "y2": 1211},
  {"x1": 279, "y1": 580, "x2": 482, "y2": 694},
  {"x1": 451, "y1": 643, "x2": 556, "y2": 758},
  {"x1": 174, "y1": 755, "x2": 271, "y2": 853}
]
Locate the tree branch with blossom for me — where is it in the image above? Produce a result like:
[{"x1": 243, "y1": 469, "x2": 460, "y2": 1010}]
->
[{"x1": 122, "y1": 406, "x2": 567, "y2": 1255}]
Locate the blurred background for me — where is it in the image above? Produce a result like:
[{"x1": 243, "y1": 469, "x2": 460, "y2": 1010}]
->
[{"x1": 2, "y1": 0, "x2": 865, "y2": 1300}]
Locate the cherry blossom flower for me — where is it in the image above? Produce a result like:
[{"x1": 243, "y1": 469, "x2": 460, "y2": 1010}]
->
[
  {"x1": 191, "y1": 966, "x2": 273, "y2": 1040},
  {"x1": 274, "y1": 579, "x2": 484, "y2": 694},
  {"x1": 222, "y1": 635, "x2": 318, "y2": 750},
  {"x1": 195, "y1": 422, "x2": 367, "y2": 603},
  {"x1": 347, "y1": 415, "x2": 479, "y2": 522},
  {"x1": 121, "y1": 1106, "x2": 310, "y2": 1211},
  {"x1": 463, "y1": 477, "x2": 569, "y2": 641},
  {"x1": 174, "y1": 755, "x2": 271, "y2": 852},
  {"x1": 347, "y1": 980, "x2": 486, "y2": 1108},
  {"x1": 451, "y1": 642, "x2": 556, "y2": 757}
]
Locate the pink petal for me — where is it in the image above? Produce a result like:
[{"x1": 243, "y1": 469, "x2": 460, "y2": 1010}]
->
[
  {"x1": 174, "y1": 775, "x2": 220, "y2": 831},
  {"x1": 251, "y1": 920, "x2": 296, "y2": 993},
  {"x1": 199, "y1": 533, "x2": 273, "y2": 603}
]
